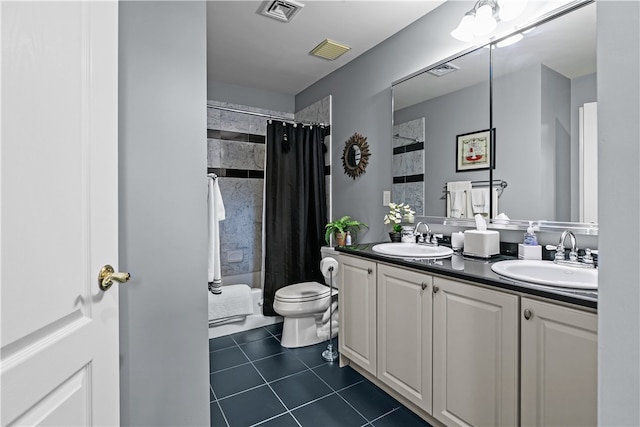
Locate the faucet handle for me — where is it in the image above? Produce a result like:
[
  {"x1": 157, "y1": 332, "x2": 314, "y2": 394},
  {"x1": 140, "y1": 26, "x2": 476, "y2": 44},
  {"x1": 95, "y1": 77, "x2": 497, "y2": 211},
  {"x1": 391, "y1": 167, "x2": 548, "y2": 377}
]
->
[
  {"x1": 569, "y1": 248, "x2": 579, "y2": 262},
  {"x1": 582, "y1": 248, "x2": 594, "y2": 264}
]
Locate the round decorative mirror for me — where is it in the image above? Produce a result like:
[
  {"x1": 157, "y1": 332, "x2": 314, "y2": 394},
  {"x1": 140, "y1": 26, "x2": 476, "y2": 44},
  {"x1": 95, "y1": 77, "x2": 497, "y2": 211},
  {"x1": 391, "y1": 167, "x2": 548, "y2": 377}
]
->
[{"x1": 342, "y1": 133, "x2": 370, "y2": 179}]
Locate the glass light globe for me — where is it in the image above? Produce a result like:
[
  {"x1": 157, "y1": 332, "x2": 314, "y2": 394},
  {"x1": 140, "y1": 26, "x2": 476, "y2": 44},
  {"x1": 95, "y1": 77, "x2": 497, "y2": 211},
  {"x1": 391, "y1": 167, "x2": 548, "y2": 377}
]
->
[
  {"x1": 473, "y1": 4, "x2": 497, "y2": 35},
  {"x1": 451, "y1": 14, "x2": 475, "y2": 42}
]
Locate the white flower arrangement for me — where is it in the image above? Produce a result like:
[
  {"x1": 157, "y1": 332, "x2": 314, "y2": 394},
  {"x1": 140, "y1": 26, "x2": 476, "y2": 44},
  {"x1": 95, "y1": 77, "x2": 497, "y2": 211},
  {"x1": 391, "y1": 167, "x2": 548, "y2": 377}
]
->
[{"x1": 383, "y1": 202, "x2": 415, "y2": 226}]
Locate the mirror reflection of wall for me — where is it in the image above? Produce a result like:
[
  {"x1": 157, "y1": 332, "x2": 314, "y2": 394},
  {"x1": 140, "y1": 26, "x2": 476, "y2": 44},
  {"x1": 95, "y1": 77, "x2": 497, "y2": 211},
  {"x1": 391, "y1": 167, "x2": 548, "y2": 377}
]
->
[
  {"x1": 392, "y1": 118, "x2": 425, "y2": 215},
  {"x1": 393, "y1": 47, "x2": 490, "y2": 217},
  {"x1": 391, "y1": 1, "x2": 596, "y2": 224},
  {"x1": 492, "y1": 3, "x2": 596, "y2": 222}
]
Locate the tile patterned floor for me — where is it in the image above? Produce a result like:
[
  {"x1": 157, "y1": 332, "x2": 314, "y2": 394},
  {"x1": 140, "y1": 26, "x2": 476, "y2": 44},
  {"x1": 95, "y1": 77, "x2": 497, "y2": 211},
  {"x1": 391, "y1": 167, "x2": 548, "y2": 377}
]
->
[{"x1": 209, "y1": 323, "x2": 432, "y2": 427}]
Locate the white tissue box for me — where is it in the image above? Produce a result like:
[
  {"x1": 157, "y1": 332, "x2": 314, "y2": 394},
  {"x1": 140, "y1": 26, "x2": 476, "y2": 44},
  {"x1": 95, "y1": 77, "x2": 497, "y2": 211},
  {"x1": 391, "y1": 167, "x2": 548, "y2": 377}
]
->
[
  {"x1": 518, "y1": 244, "x2": 542, "y2": 260},
  {"x1": 463, "y1": 230, "x2": 500, "y2": 258}
]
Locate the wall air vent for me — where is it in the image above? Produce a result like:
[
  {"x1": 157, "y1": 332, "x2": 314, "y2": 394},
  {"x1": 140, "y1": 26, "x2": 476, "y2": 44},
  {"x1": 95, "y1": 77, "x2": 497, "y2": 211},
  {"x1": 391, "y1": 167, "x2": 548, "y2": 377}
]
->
[
  {"x1": 427, "y1": 62, "x2": 460, "y2": 77},
  {"x1": 260, "y1": 0, "x2": 305, "y2": 23}
]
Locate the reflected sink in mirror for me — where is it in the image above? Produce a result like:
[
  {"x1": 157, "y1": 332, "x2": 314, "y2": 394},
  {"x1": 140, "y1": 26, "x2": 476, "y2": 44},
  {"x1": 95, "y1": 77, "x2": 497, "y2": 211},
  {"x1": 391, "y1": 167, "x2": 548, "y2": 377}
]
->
[
  {"x1": 372, "y1": 243, "x2": 453, "y2": 259},
  {"x1": 491, "y1": 260, "x2": 597, "y2": 289}
]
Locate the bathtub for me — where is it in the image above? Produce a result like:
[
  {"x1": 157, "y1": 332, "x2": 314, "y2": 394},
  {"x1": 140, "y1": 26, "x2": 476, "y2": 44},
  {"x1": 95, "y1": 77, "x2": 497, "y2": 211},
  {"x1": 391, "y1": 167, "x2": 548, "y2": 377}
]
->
[{"x1": 208, "y1": 287, "x2": 282, "y2": 339}]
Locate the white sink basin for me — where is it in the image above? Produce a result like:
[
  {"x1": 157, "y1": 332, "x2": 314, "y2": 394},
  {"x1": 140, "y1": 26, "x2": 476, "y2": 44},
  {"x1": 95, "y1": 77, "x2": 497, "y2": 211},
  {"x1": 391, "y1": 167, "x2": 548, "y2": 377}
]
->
[
  {"x1": 372, "y1": 243, "x2": 453, "y2": 259},
  {"x1": 491, "y1": 260, "x2": 597, "y2": 289}
]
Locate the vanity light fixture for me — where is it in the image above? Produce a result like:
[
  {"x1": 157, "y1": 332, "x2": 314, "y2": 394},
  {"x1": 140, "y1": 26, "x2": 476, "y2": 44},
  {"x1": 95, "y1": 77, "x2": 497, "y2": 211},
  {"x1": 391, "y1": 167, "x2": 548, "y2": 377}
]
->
[{"x1": 451, "y1": 0, "x2": 528, "y2": 42}]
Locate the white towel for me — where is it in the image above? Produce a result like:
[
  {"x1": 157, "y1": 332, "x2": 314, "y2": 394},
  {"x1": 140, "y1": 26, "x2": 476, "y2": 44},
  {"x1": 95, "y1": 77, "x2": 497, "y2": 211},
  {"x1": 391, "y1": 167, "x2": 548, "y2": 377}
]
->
[
  {"x1": 447, "y1": 181, "x2": 472, "y2": 218},
  {"x1": 471, "y1": 188, "x2": 490, "y2": 216},
  {"x1": 208, "y1": 284, "x2": 253, "y2": 321},
  {"x1": 471, "y1": 187, "x2": 499, "y2": 218},
  {"x1": 321, "y1": 300, "x2": 338, "y2": 323},
  {"x1": 208, "y1": 175, "x2": 226, "y2": 294},
  {"x1": 316, "y1": 319, "x2": 339, "y2": 340}
]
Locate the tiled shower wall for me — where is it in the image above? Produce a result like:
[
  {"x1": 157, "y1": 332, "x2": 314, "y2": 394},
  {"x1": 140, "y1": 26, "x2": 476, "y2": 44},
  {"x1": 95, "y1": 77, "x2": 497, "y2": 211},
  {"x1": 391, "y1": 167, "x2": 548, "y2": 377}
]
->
[
  {"x1": 392, "y1": 118, "x2": 425, "y2": 215},
  {"x1": 207, "y1": 98, "x2": 330, "y2": 288}
]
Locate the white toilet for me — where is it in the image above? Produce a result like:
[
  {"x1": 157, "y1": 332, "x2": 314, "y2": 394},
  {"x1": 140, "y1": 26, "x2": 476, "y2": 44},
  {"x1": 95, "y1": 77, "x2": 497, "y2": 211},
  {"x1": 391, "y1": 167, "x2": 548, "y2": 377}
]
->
[{"x1": 274, "y1": 246, "x2": 339, "y2": 348}]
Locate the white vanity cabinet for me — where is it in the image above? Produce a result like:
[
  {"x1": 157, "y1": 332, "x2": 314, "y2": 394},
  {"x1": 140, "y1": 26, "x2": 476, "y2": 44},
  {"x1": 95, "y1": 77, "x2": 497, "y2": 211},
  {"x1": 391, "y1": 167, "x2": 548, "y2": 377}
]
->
[
  {"x1": 377, "y1": 264, "x2": 433, "y2": 412},
  {"x1": 338, "y1": 253, "x2": 597, "y2": 427},
  {"x1": 339, "y1": 255, "x2": 377, "y2": 375},
  {"x1": 520, "y1": 298, "x2": 598, "y2": 427},
  {"x1": 432, "y1": 276, "x2": 519, "y2": 427}
]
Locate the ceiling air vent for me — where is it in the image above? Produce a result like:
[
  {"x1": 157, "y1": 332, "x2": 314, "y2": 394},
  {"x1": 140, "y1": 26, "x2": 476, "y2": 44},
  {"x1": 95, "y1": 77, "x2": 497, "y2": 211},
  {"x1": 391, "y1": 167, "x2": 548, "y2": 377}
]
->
[
  {"x1": 310, "y1": 39, "x2": 351, "y2": 61},
  {"x1": 427, "y1": 62, "x2": 460, "y2": 77},
  {"x1": 260, "y1": 0, "x2": 305, "y2": 23}
]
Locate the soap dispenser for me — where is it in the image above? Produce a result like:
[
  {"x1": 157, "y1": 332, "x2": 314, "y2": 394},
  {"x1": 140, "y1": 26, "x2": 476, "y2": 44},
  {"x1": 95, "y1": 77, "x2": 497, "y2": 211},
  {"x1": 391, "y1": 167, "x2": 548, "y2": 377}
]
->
[
  {"x1": 523, "y1": 221, "x2": 538, "y2": 245},
  {"x1": 519, "y1": 221, "x2": 542, "y2": 260}
]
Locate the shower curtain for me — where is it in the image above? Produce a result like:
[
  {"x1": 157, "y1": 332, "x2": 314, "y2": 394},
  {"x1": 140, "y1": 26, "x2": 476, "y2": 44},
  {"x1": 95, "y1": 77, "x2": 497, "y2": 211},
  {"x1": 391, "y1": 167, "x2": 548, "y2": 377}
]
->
[{"x1": 263, "y1": 122, "x2": 328, "y2": 316}]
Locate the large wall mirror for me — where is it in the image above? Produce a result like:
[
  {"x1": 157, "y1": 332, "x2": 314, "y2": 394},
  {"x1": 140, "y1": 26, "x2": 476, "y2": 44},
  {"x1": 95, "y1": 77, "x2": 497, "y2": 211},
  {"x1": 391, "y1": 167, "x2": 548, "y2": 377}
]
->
[{"x1": 392, "y1": 1, "x2": 596, "y2": 227}]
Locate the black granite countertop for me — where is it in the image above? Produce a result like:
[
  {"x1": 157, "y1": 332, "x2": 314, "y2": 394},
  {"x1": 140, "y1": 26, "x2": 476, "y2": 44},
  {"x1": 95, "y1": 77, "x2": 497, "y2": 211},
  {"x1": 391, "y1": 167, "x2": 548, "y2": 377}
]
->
[{"x1": 335, "y1": 243, "x2": 597, "y2": 310}]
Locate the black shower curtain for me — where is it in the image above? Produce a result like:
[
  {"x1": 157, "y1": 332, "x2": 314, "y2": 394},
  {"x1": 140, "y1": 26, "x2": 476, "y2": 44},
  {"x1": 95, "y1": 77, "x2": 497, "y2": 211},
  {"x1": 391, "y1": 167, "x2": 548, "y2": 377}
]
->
[{"x1": 263, "y1": 122, "x2": 328, "y2": 316}]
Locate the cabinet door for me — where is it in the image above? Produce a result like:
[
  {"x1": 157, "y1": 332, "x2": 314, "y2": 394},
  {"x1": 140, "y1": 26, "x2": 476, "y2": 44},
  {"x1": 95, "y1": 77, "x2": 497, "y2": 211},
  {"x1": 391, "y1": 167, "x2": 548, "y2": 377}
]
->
[
  {"x1": 433, "y1": 277, "x2": 519, "y2": 427},
  {"x1": 339, "y1": 255, "x2": 377, "y2": 375},
  {"x1": 377, "y1": 265, "x2": 432, "y2": 413},
  {"x1": 521, "y1": 298, "x2": 597, "y2": 427}
]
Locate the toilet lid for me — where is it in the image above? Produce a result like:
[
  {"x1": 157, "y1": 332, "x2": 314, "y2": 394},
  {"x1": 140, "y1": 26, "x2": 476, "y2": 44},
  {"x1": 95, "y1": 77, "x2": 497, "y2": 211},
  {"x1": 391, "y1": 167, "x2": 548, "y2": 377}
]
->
[{"x1": 275, "y1": 281, "x2": 331, "y2": 302}]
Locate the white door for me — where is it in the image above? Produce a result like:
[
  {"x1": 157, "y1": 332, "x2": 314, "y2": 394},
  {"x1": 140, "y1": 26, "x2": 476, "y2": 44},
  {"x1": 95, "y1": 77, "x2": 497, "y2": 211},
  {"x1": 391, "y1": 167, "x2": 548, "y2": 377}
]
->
[{"x1": 1, "y1": 2, "x2": 121, "y2": 425}]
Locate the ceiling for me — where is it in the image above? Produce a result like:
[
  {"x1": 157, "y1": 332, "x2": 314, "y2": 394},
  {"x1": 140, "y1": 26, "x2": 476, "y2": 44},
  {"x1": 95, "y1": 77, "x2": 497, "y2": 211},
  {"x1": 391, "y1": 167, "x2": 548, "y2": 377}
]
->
[{"x1": 206, "y1": 0, "x2": 446, "y2": 96}]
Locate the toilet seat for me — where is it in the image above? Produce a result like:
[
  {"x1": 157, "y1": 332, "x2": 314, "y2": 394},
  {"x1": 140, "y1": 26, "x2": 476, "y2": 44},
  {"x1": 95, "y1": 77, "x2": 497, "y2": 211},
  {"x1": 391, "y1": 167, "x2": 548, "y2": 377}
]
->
[{"x1": 275, "y1": 281, "x2": 331, "y2": 303}]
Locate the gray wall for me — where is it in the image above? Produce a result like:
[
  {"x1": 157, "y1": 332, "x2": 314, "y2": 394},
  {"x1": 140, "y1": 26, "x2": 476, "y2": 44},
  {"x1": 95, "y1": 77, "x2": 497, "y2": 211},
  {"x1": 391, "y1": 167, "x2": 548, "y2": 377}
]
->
[
  {"x1": 119, "y1": 2, "x2": 210, "y2": 426},
  {"x1": 297, "y1": 1, "x2": 478, "y2": 243},
  {"x1": 208, "y1": 80, "x2": 295, "y2": 113},
  {"x1": 570, "y1": 72, "x2": 597, "y2": 219},
  {"x1": 541, "y1": 65, "x2": 571, "y2": 221},
  {"x1": 598, "y1": 1, "x2": 640, "y2": 425},
  {"x1": 396, "y1": 80, "x2": 490, "y2": 217},
  {"x1": 298, "y1": 0, "x2": 640, "y2": 424}
]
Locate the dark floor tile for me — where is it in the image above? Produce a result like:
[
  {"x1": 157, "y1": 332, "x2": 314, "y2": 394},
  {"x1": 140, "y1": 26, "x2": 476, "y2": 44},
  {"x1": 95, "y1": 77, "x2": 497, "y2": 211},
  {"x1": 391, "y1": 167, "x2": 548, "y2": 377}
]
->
[
  {"x1": 210, "y1": 402, "x2": 228, "y2": 427},
  {"x1": 253, "y1": 352, "x2": 308, "y2": 382},
  {"x1": 231, "y1": 327, "x2": 272, "y2": 345},
  {"x1": 210, "y1": 346, "x2": 249, "y2": 373},
  {"x1": 288, "y1": 341, "x2": 332, "y2": 368},
  {"x1": 264, "y1": 322, "x2": 283, "y2": 337},
  {"x1": 218, "y1": 385, "x2": 286, "y2": 427},
  {"x1": 372, "y1": 407, "x2": 432, "y2": 427},
  {"x1": 255, "y1": 412, "x2": 299, "y2": 427},
  {"x1": 339, "y1": 381, "x2": 401, "y2": 421},
  {"x1": 312, "y1": 363, "x2": 365, "y2": 391},
  {"x1": 210, "y1": 335, "x2": 236, "y2": 352},
  {"x1": 210, "y1": 364, "x2": 265, "y2": 399},
  {"x1": 240, "y1": 336, "x2": 286, "y2": 361},
  {"x1": 270, "y1": 370, "x2": 333, "y2": 410},
  {"x1": 210, "y1": 385, "x2": 215, "y2": 402},
  {"x1": 292, "y1": 393, "x2": 368, "y2": 427}
]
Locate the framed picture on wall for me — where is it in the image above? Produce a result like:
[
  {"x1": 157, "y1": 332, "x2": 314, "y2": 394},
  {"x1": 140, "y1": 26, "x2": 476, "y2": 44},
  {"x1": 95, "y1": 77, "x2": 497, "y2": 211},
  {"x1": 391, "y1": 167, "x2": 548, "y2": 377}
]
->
[{"x1": 456, "y1": 129, "x2": 494, "y2": 171}]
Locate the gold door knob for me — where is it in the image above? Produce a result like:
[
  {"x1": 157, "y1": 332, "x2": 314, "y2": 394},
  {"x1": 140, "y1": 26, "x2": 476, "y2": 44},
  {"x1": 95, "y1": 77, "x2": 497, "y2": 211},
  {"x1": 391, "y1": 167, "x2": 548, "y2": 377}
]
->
[{"x1": 98, "y1": 265, "x2": 131, "y2": 291}]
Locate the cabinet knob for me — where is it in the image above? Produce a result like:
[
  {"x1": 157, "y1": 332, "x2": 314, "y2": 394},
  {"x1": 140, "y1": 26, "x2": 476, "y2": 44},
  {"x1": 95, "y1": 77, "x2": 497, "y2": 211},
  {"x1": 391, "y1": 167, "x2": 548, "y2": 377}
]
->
[
  {"x1": 524, "y1": 308, "x2": 533, "y2": 320},
  {"x1": 433, "y1": 285, "x2": 439, "y2": 294},
  {"x1": 421, "y1": 282, "x2": 427, "y2": 290},
  {"x1": 367, "y1": 268, "x2": 373, "y2": 274}
]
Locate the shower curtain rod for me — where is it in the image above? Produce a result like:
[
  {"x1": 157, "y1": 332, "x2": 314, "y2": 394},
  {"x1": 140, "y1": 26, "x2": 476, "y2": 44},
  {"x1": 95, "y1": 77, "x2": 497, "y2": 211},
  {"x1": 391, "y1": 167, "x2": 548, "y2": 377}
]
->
[
  {"x1": 394, "y1": 134, "x2": 422, "y2": 143},
  {"x1": 206, "y1": 104, "x2": 329, "y2": 127}
]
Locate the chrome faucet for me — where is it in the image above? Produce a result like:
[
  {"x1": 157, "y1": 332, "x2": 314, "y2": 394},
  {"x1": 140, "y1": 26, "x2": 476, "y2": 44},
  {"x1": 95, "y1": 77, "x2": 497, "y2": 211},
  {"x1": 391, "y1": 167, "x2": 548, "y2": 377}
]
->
[
  {"x1": 557, "y1": 230, "x2": 578, "y2": 262},
  {"x1": 413, "y1": 222, "x2": 431, "y2": 244},
  {"x1": 546, "y1": 230, "x2": 595, "y2": 268}
]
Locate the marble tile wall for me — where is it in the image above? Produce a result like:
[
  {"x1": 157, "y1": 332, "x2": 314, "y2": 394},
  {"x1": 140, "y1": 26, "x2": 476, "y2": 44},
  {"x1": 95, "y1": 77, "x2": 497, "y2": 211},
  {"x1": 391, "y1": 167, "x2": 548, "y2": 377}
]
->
[
  {"x1": 207, "y1": 101, "x2": 294, "y2": 283},
  {"x1": 393, "y1": 118, "x2": 425, "y2": 215}
]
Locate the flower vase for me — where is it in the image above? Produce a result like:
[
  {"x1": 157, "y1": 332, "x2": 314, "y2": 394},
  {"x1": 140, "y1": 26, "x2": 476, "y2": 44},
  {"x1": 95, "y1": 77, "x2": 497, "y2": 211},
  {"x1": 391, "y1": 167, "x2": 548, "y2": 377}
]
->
[
  {"x1": 388, "y1": 232, "x2": 401, "y2": 242},
  {"x1": 401, "y1": 225, "x2": 415, "y2": 243}
]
